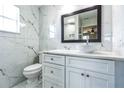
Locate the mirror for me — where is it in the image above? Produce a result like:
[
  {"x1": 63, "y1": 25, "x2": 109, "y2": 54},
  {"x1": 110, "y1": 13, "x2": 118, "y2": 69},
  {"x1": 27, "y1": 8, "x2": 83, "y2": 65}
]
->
[{"x1": 61, "y1": 5, "x2": 101, "y2": 43}]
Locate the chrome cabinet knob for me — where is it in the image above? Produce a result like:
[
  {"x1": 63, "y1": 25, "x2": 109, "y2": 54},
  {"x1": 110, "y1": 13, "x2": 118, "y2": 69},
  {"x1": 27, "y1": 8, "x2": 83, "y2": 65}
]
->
[
  {"x1": 86, "y1": 74, "x2": 90, "y2": 77},
  {"x1": 51, "y1": 58, "x2": 53, "y2": 60},
  {"x1": 51, "y1": 86, "x2": 54, "y2": 88},
  {"x1": 81, "y1": 73, "x2": 84, "y2": 76},
  {"x1": 50, "y1": 70, "x2": 54, "y2": 73}
]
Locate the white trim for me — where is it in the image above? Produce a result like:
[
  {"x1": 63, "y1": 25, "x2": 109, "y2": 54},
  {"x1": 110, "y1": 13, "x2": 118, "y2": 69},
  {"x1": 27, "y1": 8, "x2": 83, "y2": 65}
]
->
[{"x1": 0, "y1": 5, "x2": 20, "y2": 33}]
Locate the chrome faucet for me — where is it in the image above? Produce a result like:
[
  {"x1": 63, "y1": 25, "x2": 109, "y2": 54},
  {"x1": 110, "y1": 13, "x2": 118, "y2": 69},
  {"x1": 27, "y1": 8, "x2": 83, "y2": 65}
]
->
[
  {"x1": 86, "y1": 35, "x2": 89, "y2": 45},
  {"x1": 64, "y1": 46, "x2": 70, "y2": 50}
]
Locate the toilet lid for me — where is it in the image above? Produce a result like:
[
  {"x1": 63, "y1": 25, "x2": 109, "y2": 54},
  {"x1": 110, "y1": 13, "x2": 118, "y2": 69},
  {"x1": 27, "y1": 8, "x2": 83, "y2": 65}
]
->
[{"x1": 24, "y1": 64, "x2": 42, "y2": 72}]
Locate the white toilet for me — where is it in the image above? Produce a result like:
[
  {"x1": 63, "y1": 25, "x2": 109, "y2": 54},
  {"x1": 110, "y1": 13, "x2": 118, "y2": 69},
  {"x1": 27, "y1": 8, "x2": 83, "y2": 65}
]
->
[{"x1": 23, "y1": 63, "x2": 42, "y2": 87}]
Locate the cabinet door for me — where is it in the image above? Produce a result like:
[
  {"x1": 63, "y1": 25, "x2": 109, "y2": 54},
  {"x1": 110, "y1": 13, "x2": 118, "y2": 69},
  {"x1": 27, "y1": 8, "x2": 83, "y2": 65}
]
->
[
  {"x1": 86, "y1": 71, "x2": 115, "y2": 88},
  {"x1": 66, "y1": 67, "x2": 86, "y2": 88}
]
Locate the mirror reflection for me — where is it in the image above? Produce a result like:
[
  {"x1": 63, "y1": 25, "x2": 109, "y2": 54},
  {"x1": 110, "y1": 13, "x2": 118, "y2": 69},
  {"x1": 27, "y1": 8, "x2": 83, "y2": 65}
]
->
[{"x1": 61, "y1": 5, "x2": 101, "y2": 43}]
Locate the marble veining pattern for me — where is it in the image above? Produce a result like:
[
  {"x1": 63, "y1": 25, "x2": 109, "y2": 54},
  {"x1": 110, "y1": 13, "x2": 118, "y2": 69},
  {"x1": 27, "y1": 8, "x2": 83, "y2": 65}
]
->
[
  {"x1": 0, "y1": 5, "x2": 40, "y2": 87},
  {"x1": 0, "y1": 5, "x2": 124, "y2": 88},
  {"x1": 112, "y1": 6, "x2": 124, "y2": 55},
  {"x1": 39, "y1": 5, "x2": 112, "y2": 52}
]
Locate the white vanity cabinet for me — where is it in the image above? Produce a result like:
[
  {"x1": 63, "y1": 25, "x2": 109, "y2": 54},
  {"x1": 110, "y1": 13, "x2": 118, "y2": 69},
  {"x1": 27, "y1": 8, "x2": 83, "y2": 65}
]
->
[
  {"x1": 41, "y1": 50, "x2": 124, "y2": 88},
  {"x1": 66, "y1": 67, "x2": 114, "y2": 88},
  {"x1": 85, "y1": 70, "x2": 114, "y2": 88},
  {"x1": 42, "y1": 54, "x2": 65, "y2": 88},
  {"x1": 66, "y1": 56, "x2": 115, "y2": 88},
  {"x1": 66, "y1": 67, "x2": 86, "y2": 88}
]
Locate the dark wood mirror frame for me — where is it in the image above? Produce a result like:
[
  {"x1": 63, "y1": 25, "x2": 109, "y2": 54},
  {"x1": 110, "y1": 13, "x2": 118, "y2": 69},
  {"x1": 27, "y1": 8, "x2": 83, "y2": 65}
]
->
[{"x1": 61, "y1": 5, "x2": 102, "y2": 43}]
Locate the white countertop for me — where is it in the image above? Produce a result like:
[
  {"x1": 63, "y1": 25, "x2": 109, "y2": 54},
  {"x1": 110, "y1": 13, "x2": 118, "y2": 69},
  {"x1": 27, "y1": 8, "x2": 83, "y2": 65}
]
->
[{"x1": 39, "y1": 50, "x2": 124, "y2": 61}]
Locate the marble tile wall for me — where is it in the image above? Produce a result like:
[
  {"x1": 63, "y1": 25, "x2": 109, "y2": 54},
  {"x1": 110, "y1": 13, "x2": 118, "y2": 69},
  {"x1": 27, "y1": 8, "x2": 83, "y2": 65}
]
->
[
  {"x1": 39, "y1": 5, "x2": 112, "y2": 52},
  {"x1": 112, "y1": 6, "x2": 124, "y2": 55},
  {"x1": 0, "y1": 5, "x2": 40, "y2": 87},
  {"x1": 0, "y1": 5, "x2": 119, "y2": 88}
]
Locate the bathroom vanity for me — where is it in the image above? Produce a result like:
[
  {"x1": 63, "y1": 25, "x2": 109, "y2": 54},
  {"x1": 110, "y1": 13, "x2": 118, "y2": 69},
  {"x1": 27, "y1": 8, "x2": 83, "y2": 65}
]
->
[{"x1": 40, "y1": 50, "x2": 124, "y2": 88}]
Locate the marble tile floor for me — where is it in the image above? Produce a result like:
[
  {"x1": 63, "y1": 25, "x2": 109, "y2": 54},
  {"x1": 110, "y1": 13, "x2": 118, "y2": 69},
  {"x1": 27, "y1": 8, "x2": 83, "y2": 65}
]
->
[{"x1": 13, "y1": 80, "x2": 42, "y2": 88}]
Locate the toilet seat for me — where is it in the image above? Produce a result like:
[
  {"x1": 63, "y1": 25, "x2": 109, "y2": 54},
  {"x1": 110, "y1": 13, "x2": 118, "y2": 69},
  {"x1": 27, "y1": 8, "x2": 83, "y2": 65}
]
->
[
  {"x1": 23, "y1": 63, "x2": 42, "y2": 87},
  {"x1": 24, "y1": 63, "x2": 42, "y2": 72},
  {"x1": 23, "y1": 69, "x2": 41, "y2": 75}
]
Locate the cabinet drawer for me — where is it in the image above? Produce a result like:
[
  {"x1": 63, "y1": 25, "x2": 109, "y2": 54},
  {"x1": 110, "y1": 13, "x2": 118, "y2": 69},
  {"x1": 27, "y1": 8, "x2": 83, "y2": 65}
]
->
[
  {"x1": 43, "y1": 54, "x2": 65, "y2": 65},
  {"x1": 43, "y1": 63, "x2": 64, "y2": 83},
  {"x1": 43, "y1": 79, "x2": 64, "y2": 88},
  {"x1": 66, "y1": 56, "x2": 115, "y2": 75}
]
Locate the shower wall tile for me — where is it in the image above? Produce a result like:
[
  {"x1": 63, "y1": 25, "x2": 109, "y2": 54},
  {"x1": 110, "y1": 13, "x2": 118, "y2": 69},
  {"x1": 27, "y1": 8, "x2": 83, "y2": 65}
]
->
[{"x1": 0, "y1": 5, "x2": 39, "y2": 87}]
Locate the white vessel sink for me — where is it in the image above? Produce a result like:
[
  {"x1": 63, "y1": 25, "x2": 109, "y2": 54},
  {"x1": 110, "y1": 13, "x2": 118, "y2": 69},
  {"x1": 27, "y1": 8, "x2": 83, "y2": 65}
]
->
[{"x1": 80, "y1": 44, "x2": 96, "y2": 53}]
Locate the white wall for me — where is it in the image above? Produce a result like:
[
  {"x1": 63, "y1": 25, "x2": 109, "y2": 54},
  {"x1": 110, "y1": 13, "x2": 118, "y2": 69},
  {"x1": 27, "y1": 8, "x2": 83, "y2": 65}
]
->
[
  {"x1": 0, "y1": 5, "x2": 39, "y2": 87},
  {"x1": 39, "y1": 5, "x2": 112, "y2": 51}
]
